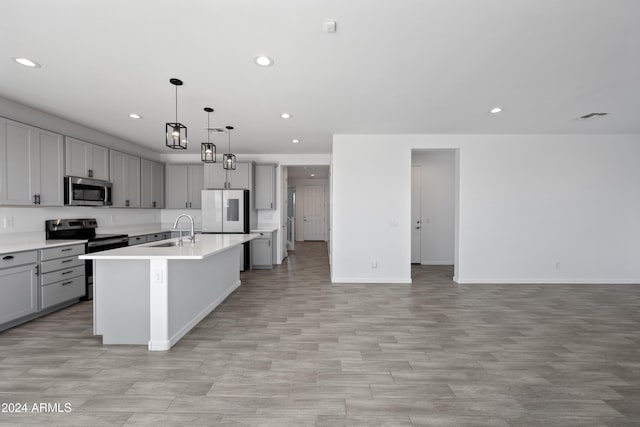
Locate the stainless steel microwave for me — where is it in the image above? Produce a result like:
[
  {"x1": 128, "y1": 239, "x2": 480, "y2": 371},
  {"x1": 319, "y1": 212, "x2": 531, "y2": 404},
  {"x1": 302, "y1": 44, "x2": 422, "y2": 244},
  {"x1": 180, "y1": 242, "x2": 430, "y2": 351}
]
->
[{"x1": 64, "y1": 176, "x2": 112, "y2": 206}]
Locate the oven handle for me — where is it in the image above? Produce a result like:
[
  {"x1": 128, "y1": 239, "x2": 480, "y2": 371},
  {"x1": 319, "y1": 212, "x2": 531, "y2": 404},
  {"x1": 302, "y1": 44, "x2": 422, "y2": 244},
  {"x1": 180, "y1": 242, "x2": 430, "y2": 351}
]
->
[{"x1": 87, "y1": 237, "x2": 129, "y2": 249}]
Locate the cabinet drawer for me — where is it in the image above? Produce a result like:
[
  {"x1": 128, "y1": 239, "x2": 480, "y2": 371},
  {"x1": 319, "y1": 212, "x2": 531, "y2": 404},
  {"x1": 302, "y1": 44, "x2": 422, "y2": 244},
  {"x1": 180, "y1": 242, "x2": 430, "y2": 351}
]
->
[
  {"x1": 40, "y1": 255, "x2": 83, "y2": 273},
  {"x1": 41, "y1": 265, "x2": 85, "y2": 286},
  {"x1": 41, "y1": 276, "x2": 85, "y2": 309},
  {"x1": 146, "y1": 233, "x2": 164, "y2": 243},
  {"x1": 129, "y1": 235, "x2": 148, "y2": 245},
  {"x1": 41, "y1": 244, "x2": 85, "y2": 261},
  {"x1": 0, "y1": 250, "x2": 38, "y2": 269}
]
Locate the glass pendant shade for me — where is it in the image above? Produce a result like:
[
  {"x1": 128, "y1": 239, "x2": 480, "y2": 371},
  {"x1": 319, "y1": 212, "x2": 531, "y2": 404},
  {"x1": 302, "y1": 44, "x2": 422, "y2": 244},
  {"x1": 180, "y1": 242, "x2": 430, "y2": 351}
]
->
[
  {"x1": 223, "y1": 125, "x2": 236, "y2": 170},
  {"x1": 166, "y1": 78, "x2": 188, "y2": 149},
  {"x1": 223, "y1": 153, "x2": 236, "y2": 170},
  {"x1": 166, "y1": 122, "x2": 187, "y2": 149},
  {"x1": 201, "y1": 107, "x2": 216, "y2": 163},
  {"x1": 201, "y1": 143, "x2": 216, "y2": 163}
]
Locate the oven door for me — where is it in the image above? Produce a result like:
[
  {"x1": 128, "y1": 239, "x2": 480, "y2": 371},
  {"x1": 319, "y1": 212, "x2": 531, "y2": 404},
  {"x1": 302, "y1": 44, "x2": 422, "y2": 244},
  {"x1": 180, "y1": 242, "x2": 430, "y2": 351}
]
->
[
  {"x1": 65, "y1": 176, "x2": 112, "y2": 206},
  {"x1": 84, "y1": 237, "x2": 129, "y2": 300}
]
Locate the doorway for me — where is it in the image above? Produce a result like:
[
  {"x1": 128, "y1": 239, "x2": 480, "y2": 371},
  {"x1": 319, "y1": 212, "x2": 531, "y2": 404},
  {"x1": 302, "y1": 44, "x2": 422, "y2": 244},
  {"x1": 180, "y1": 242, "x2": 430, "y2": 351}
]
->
[
  {"x1": 287, "y1": 186, "x2": 296, "y2": 251},
  {"x1": 410, "y1": 149, "x2": 457, "y2": 276},
  {"x1": 286, "y1": 166, "x2": 330, "y2": 242}
]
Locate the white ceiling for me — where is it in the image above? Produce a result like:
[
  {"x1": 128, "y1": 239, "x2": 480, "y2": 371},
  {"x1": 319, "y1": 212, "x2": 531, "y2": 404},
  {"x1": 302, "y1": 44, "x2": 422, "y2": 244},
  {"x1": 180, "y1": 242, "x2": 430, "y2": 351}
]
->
[{"x1": 2, "y1": 0, "x2": 639, "y2": 156}]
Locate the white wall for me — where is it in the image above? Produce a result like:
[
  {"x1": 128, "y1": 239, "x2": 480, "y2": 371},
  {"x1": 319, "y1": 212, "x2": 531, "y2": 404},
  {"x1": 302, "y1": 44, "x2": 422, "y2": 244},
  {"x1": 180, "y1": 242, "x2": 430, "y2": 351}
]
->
[
  {"x1": 331, "y1": 134, "x2": 640, "y2": 284},
  {"x1": 412, "y1": 150, "x2": 456, "y2": 265}
]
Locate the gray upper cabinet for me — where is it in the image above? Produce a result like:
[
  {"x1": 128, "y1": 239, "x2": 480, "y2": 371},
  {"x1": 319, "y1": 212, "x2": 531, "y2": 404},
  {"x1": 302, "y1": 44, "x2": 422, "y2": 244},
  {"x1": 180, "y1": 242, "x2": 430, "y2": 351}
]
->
[
  {"x1": 165, "y1": 164, "x2": 204, "y2": 209},
  {"x1": 65, "y1": 136, "x2": 109, "y2": 180},
  {"x1": 0, "y1": 117, "x2": 64, "y2": 206},
  {"x1": 204, "y1": 162, "x2": 253, "y2": 190},
  {"x1": 141, "y1": 159, "x2": 164, "y2": 208},
  {"x1": 255, "y1": 164, "x2": 276, "y2": 210},
  {"x1": 109, "y1": 150, "x2": 141, "y2": 208}
]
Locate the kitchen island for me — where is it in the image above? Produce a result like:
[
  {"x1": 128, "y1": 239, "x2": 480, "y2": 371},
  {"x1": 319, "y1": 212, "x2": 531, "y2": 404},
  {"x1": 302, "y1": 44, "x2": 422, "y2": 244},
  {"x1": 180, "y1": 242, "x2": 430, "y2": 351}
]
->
[{"x1": 80, "y1": 233, "x2": 258, "y2": 351}]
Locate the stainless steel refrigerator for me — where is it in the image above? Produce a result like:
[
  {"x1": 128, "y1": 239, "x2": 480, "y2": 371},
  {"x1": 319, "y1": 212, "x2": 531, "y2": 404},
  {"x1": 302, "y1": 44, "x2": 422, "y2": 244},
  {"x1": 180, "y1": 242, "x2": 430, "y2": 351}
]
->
[{"x1": 201, "y1": 189, "x2": 251, "y2": 270}]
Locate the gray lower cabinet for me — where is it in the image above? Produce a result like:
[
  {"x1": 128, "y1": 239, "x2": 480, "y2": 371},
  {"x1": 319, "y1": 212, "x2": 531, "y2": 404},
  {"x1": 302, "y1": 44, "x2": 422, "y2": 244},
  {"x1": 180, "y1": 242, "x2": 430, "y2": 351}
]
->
[
  {"x1": 251, "y1": 233, "x2": 273, "y2": 269},
  {"x1": 39, "y1": 244, "x2": 86, "y2": 309},
  {"x1": 0, "y1": 251, "x2": 38, "y2": 325}
]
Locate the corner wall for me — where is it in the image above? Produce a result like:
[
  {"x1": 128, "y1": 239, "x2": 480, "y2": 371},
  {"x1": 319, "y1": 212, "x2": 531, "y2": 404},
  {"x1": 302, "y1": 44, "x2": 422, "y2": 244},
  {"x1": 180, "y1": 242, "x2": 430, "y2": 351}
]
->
[{"x1": 331, "y1": 134, "x2": 640, "y2": 284}]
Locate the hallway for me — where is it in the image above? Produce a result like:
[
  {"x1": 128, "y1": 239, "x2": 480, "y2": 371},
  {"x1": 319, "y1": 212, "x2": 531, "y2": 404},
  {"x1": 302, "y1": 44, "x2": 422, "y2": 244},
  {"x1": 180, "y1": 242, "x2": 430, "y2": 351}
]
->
[{"x1": 0, "y1": 242, "x2": 639, "y2": 425}]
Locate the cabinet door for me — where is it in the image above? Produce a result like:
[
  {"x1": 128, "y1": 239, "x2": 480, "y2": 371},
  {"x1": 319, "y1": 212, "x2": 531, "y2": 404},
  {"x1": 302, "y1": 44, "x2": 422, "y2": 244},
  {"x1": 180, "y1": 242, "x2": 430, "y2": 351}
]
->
[
  {"x1": 251, "y1": 238, "x2": 272, "y2": 269},
  {"x1": 65, "y1": 137, "x2": 89, "y2": 178},
  {"x1": 188, "y1": 165, "x2": 204, "y2": 208},
  {"x1": 152, "y1": 161, "x2": 164, "y2": 208},
  {"x1": 140, "y1": 159, "x2": 153, "y2": 208},
  {"x1": 165, "y1": 164, "x2": 188, "y2": 208},
  {"x1": 230, "y1": 163, "x2": 250, "y2": 189},
  {"x1": 255, "y1": 164, "x2": 276, "y2": 209},
  {"x1": 109, "y1": 150, "x2": 126, "y2": 207},
  {"x1": 89, "y1": 144, "x2": 109, "y2": 181},
  {"x1": 125, "y1": 154, "x2": 141, "y2": 208},
  {"x1": 204, "y1": 163, "x2": 226, "y2": 189},
  {"x1": 35, "y1": 128, "x2": 64, "y2": 206},
  {"x1": 0, "y1": 119, "x2": 36, "y2": 205},
  {"x1": 0, "y1": 264, "x2": 38, "y2": 324}
]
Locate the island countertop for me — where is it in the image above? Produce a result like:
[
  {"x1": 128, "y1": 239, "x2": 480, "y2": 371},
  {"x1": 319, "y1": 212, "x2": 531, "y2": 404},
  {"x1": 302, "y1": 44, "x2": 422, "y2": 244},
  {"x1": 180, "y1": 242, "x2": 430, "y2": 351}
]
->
[{"x1": 80, "y1": 233, "x2": 259, "y2": 260}]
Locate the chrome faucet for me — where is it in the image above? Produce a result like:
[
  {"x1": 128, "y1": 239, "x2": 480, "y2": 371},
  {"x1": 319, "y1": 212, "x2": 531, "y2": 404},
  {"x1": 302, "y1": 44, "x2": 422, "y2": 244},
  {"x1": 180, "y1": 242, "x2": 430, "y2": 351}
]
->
[{"x1": 173, "y1": 214, "x2": 196, "y2": 246}]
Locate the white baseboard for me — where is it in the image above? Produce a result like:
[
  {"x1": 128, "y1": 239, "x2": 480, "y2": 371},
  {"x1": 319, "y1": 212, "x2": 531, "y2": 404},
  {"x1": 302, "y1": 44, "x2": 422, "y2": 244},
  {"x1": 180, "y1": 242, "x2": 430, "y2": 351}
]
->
[
  {"x1": 455, "y1": 278, "x2": 640, "y2": 285},
  {"x1": 331, "y1": 277, "x2": 412, "y2": 284}
]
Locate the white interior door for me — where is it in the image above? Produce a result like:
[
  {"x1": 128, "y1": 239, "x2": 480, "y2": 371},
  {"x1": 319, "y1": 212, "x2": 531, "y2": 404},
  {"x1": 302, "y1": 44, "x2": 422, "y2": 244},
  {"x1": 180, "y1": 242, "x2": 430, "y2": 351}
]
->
[
  {"x1": 303, "y1": 185, "x2": 325, "y2": 241},
  {"x1": 411, "y1": 165, "x2": 422, "y2": 263}
]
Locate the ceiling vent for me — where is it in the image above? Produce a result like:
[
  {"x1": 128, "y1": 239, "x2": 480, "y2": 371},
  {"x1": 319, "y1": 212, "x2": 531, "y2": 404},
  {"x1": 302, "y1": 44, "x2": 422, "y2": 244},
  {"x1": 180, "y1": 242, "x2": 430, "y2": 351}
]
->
[
  {"x1": 206, "y1": 127, "x2": 227, "y2": 133},
  {"x1": 575, "y1": 112, "x2": 608, "y2": 120}
]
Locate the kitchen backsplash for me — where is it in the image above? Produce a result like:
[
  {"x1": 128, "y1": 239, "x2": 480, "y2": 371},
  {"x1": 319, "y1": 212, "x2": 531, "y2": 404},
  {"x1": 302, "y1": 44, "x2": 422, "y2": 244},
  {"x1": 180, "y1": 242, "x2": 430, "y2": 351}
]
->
[{"x1": 0, "y1": 206, "x2": 160, "y2": 235}]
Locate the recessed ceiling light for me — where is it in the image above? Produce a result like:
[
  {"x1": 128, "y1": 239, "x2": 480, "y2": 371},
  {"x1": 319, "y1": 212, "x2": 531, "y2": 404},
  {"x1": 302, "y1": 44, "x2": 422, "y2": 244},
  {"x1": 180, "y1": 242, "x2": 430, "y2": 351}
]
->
[
  {"x1": 280, "y1": 113, "x2": 291, "y2": 119},
  {"x1": 490, "y1": 107, "x2": 503, "y2": 114},
  {"x1": 11, "y1": 57, "x2": 41, "y2": 68},
  {"x1": 292, "y1": 139, "x2": 300, "y2": 144},
  {"x1": 128, "y1": 113, "x2": 142, "y2": 119},
  {"x1": 310, "y1": 173, "x2": 315, "y2": 177},
  {"x1": 254, "y1": 55, "x2": 274, "y2": 67}
]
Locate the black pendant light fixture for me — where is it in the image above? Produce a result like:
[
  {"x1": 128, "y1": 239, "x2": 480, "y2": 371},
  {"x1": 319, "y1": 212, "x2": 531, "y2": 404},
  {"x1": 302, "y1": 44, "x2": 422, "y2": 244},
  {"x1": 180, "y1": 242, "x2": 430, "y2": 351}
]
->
[
  {"x1": 166, "y1": 78, "x2": 188, "y2": 149},
  {"x1": 222, "y1": 126, "x2": 236, "y2": 170},
  {"x1": 201, "y1": 107, "x2": 216, "y2": 163}
]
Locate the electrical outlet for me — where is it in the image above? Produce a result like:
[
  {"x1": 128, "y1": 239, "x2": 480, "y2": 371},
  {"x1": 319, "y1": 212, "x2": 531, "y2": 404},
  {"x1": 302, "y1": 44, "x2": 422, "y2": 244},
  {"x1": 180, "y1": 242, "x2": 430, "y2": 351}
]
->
[
  {"x1": 371, "y1": 260, "x2": 378, "y2": 269},
  {"x1": 3, "y1": 217, "x2": 14, "y2": 228},
  {"x1": 109, "y1": 214, "x2": 115, "y2": 223}
]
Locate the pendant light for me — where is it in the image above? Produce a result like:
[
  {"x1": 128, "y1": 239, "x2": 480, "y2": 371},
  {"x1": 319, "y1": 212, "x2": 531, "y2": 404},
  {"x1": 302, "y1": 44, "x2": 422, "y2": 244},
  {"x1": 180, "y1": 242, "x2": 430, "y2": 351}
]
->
[
  {"x1": 223, "y1": 126, "x2": 236, "y2": 170},
  {"x1": 165, "y1": 78, "x2": 188, "y2": 149},
  {"x1": 201, "y1": 107, "x2": 216, "y2": 163}
]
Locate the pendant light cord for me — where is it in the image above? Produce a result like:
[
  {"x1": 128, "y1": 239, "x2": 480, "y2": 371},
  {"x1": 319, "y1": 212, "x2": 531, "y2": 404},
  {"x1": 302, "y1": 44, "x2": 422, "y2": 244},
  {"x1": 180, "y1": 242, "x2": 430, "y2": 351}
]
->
[{"x1": 175, "y1": 85, "x2": 178, "y2": 123}]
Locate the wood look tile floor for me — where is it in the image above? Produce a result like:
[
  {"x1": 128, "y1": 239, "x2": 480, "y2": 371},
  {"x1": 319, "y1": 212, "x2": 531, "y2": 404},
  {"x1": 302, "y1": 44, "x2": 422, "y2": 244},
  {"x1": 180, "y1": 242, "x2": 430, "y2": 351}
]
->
[{"x1": 1, "y1": 242, "x2": 640, "y2": 426}]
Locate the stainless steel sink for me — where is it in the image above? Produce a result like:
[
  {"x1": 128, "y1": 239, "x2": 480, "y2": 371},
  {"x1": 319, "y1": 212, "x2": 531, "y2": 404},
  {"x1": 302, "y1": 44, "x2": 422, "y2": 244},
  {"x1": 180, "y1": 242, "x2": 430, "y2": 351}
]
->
[{"x1": 148, "y1": 242, "x2": 180, "y2": 247}]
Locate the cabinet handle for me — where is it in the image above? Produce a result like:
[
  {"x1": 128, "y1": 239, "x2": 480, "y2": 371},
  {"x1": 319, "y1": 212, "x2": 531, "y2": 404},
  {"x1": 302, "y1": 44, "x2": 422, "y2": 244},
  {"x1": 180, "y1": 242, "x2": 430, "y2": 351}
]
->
[
  {"x1": 61, "y1": 259, "x2": 73, "y2": 263},
  {"x1": 189, "y1": 202, "x2": 192, "y2": 208},
  {"x1": 270, "y1": 202, "x2": 273, "y2": 209},
  {"x1": 88, "y1": 169, "x2": 93, "y2": 178},
  {"x1": 33, "y1": 194, "x2": 38, "y2": 204},
  {"x1": 186, "y1": 202, "x2": 188, "y2": 208},
  {"x1": 36, "y1": 194, "x2": 41, "y2": 204},
  {"x1": 2, "y1": 255, "x2": 14, "y2": 260},
  {"x1": 61, "y1": 248, "x2": 73, "y2": 252},
  {"x1": 61, "y1": 281, "x2": 73, "y2": 286},
  {"x1": 153, "y1": 201, "x2": 156, "y2": 208},
  {"x1": 126, "y1": 199, "x2": 130, "y2": 207},
  {"x1": 61, "y1": 270, "x2": 73, "y2": 275},
  {"x1": 35, "y1": 265, "x2": 39, "y2": 275}
]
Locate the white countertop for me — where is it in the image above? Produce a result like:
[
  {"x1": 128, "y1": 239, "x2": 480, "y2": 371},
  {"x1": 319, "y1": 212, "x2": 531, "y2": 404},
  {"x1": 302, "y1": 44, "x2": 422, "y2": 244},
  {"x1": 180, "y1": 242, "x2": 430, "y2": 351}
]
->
[
  {"x1": 1, "y1": 237, "x2": 87, "y2": 254},
  {"x1": 80, "y1": 233, "x2": 259, "y2": 260},
  {"x1": 251, "y1": 224, "x2": 279, "y2": 233}
]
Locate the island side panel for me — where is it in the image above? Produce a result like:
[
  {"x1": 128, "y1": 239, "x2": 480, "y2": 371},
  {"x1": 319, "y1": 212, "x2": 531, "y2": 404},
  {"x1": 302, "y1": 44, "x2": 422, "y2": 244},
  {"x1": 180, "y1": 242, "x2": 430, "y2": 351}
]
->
[
  {"x1": 94, "y1": 259, "x2": 150, "y2": 345},
  {"x1": 167, "y1": 246, "x2": 241, "y2": 346}
]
